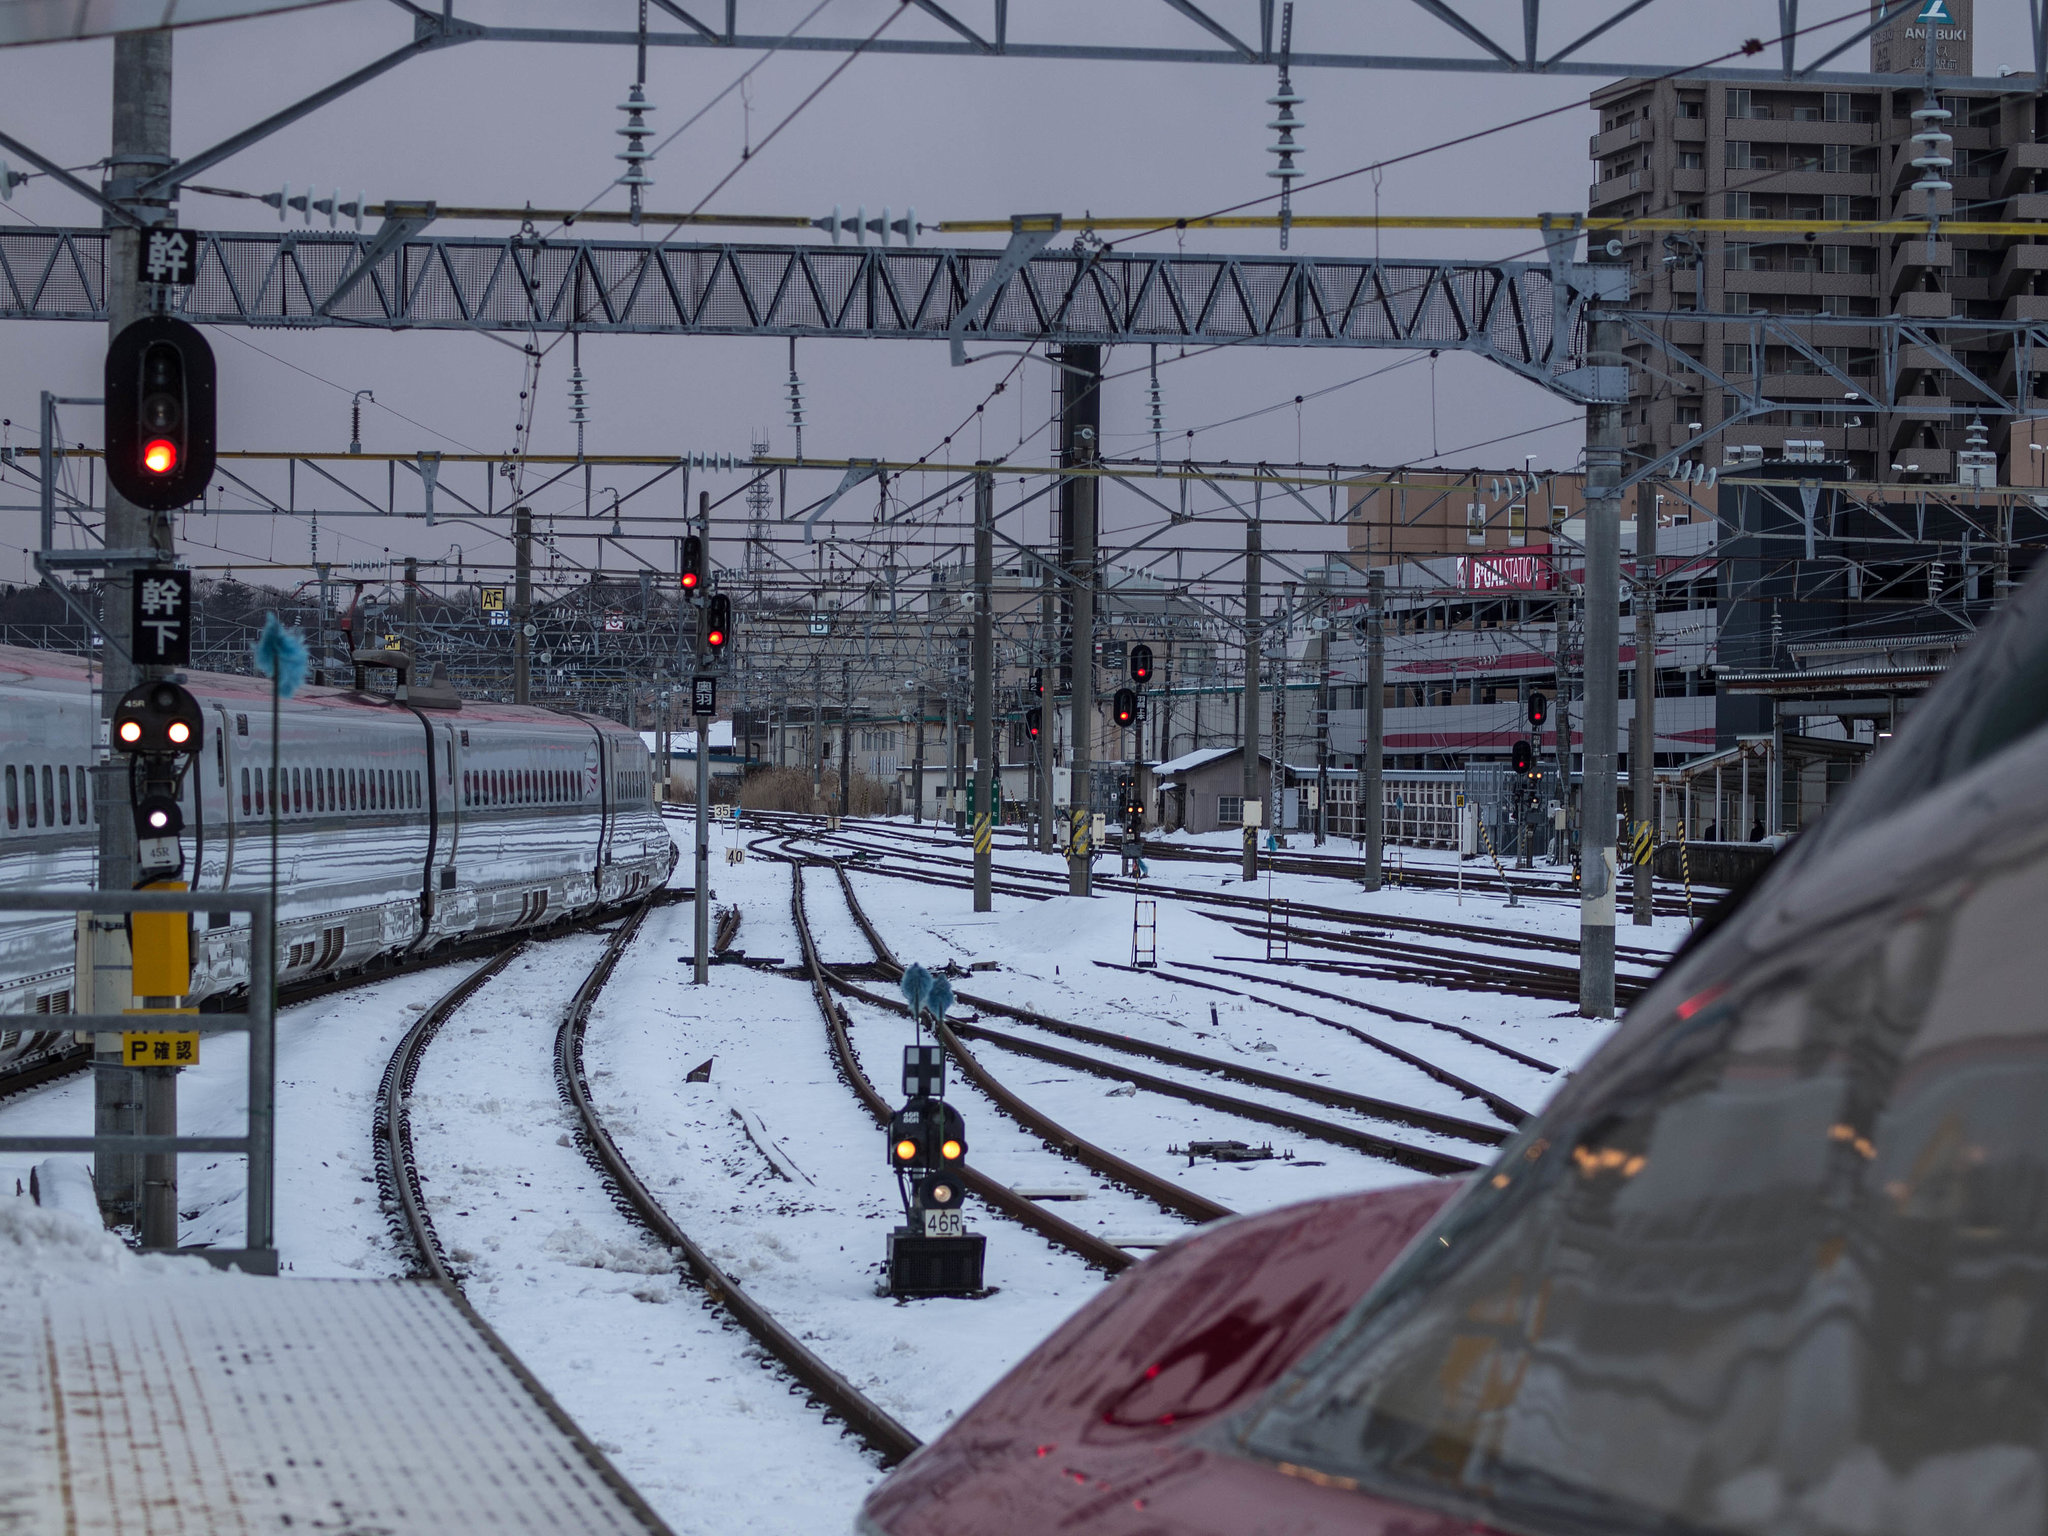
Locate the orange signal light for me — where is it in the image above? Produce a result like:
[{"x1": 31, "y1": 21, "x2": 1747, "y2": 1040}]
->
[
  {"x1": 940, "y1": 1139, "x2": 963, "y2": 1161},
  {"x1": 894, "y1": 1138, "x2": 918, "y2": 1163},
  {"x1": 142, "y1": 438, "x2": 178, "y2": 475}
]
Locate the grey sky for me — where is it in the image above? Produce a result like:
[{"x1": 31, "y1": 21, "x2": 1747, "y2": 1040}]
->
[{"x1": 2, "y1": 1, "x2": 2035, "y2": 593}]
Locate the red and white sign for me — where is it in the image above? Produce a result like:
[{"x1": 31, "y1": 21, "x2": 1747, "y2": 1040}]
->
[{"x1": 1458, "y1": 548, "x2": 1555, "y2": 591}]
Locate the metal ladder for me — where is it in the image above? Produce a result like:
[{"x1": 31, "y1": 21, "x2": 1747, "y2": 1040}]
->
[{"x1": 1131, "y1": 899, "x2": 1158, "y2": 969}]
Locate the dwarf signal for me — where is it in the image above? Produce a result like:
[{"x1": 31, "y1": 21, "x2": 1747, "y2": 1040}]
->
[{"x1": 112, "y1": 680, "x2": 206, "y2": 876}]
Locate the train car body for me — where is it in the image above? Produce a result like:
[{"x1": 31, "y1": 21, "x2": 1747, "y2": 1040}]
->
[
  {"x1": 0, "y1": 645, "x2": 672, "y2": 1044},
  {"x1": 864, "y1": 567, "x2": 2048, "y2": 1536}
]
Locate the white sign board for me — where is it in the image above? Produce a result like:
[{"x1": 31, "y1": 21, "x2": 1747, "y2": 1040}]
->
[{"x1": 1241, "y1": 800, "x2": 1263, "y2": 829}]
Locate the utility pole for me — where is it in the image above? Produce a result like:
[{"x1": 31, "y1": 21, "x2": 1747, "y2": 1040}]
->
[
  {"x1": 912, "y1": 682, "x2": 925, "y2": 822},
  {"x1": 1315, "y1": 602, "x2": 1331, "y2": 847},
  {"x1": 943, "y1": 689, "x2": 957, "y2": 831},
  {"x1": 1364, "y1": 567, "x2": 1385, "y2": 890},
  {"x1": 1580, "y1": 306, "x2": 1625, "y2": 1019},
  {"x1": 95, "y1": 29, "x2": 176, "y2": 1236},
  {"x1": 1553, "y1": 583, "x2": 1575, "y2": 864},
  {"x1": 692, "y1": 491, "x2": 711, "y2": 987},
  {"x1": 1633, "y1": 483, "x2": 1658, "y2": 925},
  {"x1": 1067, "y1": 425, "x2": 1097, "y2": 896},
  {"x1": 839, "y1": 660, "x2": 853, "y2": 817},
  {"x1": 1038, "y1": 555, "x2": 1056, "y2": 853},
  {"x1": 972, "y1": 466, "x2": 995, "y2": 911},
  {"x1": 402, "y1": 556, "x2": 419, "y2": 655},
  {"x1": 1241, "y1": 520, "x2": 1262, "y2": 882},
  {"x1": 811, "y1": 653, "x2": 825, "y2": 810},
  {"x1": 512, "y1": 505, "x2": 532, "y2": 704}
]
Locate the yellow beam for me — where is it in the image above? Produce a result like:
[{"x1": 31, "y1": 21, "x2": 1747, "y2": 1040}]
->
[{"x1": 935, "y1": 213, "x2": 2048, "y2": 239}]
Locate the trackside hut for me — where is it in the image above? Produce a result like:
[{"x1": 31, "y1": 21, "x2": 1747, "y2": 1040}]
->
[{"x1": 1155, "y1": 746, "x2": 1274, "y2": 835}]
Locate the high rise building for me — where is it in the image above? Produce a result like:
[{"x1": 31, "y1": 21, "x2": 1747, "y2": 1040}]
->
[{"x1": 1589, "y1": 2, "x2": 2047, "y2": 484}]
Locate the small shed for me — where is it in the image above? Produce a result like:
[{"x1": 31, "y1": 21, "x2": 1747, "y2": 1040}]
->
[{"x1": 1153, "y1": 746, "x2": 1274, "y2": 834}]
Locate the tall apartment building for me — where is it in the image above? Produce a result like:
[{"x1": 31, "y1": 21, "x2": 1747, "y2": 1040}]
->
[{"x1": 1588, "y1": 1, "x2": 2048, "y2": 484}]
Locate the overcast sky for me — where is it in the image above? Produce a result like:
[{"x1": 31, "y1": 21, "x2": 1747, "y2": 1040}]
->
[{"x1": 1, "y1": 0, "x2": 2035, "y2": 598}]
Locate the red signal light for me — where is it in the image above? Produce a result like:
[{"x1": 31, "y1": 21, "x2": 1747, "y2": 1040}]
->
[
  {"x1": 143, "y1": 438, "x2": 178, "y2": 475},
  {"x1": 706, "y1": 626, "x2": 726, "y2": 647},
  {"x1": 681, "y1": 570, "x2": 699, "y2": 589}
]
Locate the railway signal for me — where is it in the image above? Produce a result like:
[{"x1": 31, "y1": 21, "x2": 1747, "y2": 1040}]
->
[
  {"x1": 1510, "y1": 739, "x2": 1534, "y2": 775},
  {"x1": 1026, "y1": 708, "x2": 1042, "y2": 741},
  {"x1": 112, "y1": 680, "x2": 205, "y2": 875},
  {"x1": 1129, "y1": 644, "x2": 1153, "y2": 686},
  {"x1": 1031, "y1": 668, "x2": 1044, "y2": 698},
  {"x1": 703, "y1": 593, "x2": 731, "y2": 656},
  {"x1": 1112, "y1": 687, "x2": 1137, "y2": 728},
  {"x1": 105, "y1": 316, "x2": 216, "y2": 512},
  {"x1": 1527, "y1": 691, "x2": 1549, "y2": 730},
  {"x1": 679, "y1": 535, "x2": 703, "y2": 591}
]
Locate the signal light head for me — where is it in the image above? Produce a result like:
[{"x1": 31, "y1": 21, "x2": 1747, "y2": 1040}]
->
[
  {"x1": 118, "y1": 720, "x2": 143, "y2": 745},
  {"x1": 680, "y1": 571, "x2": 699, "y2": 590},
  {"x1": 166, "y1": 720, "x2": 191, "y2": 745},
  {"x1": 894, "y1": 1138, "x2": 918, "y2": 1164},
  {"x1": 940, "y1": 1139, "x2": 963, "y2": 1161},
  {"x1": 142, "y1": 438, "x2": 178, "y2": 475}
]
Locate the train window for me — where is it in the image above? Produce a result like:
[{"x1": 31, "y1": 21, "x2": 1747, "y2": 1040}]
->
[
  {"x1": 289, "y1": 767, "x2": 299, "y2": 815},
  {"x1": 241, "y1": 767, "x2": 251, "y2": 816},
  {"x1": 378, "y1": 770, "x2": 388, "y2": 810},
  {"x1": 353, "y1": 769, "x2": 362, "y2": 810},
  {"x1": 59, "y1": 765, "x2": 71, "y2": 825},
  {"x1": 23, "y1": 767, "x2": 36, "y2": 828},
  {"x1": 215, "y1": 732, "x2": 225, "y2": 787},
  {"x1": 522, "y1": 769, "x2": 531, "y2": 803},
  {"x1": 5, "y1": 765, "x2": 16, "y2": 830},
  {"x1": 236, "y1": 713, "x2": 248, "y2": 736},
  {"x1": 41, "y1": 766, "x2": 54, "y2": 827},
  {"x1": 80, "y1": 764, "x2": 90, "y2": 822},
  {"x1": 254, "y1": 768, "x2": 265, "y2": 816},
  {"x1": 463, "y1": 770, "x2": 472, "y2": 807}
]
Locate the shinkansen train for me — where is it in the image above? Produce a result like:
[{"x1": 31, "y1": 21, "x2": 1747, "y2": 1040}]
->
[{"x1": 0, "y1": 644, "x2": 674, "y2": 1056}]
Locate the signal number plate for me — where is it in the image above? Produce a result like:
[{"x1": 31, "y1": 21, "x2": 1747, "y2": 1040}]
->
[{"x1": 922, "y1": 1209, "x2": 965, "y2": 1239}]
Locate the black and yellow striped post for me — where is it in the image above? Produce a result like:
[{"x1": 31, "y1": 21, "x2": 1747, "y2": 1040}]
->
[
  {"x1": 1676, "y1": 819, "x2": 1695, "y2": 925},
  {"x1": 1631, "y1": 819, "x2": 1655, "y2": 869}
]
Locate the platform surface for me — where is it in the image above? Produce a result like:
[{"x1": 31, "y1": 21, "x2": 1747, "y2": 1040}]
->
[{"x1": 0, "y1": 1274, "x2": 668, "y2": 1534}]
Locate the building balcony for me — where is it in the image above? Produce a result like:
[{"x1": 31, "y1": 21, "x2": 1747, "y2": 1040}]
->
[
  {"x1": 1997, "y1": 142, "x2": 2048, "y2": 198},
  {"x1": 1671, "y1": 167, "x2": 1706, "y2": 195},
  {"x1": 1999, "y1": 192, "x2": 2048, "y2": 223},
  {"x1": 1731, "y1": 117, "x2": 1878, "y2": 146},
  {"x1": 1997, "y1": 243, "x2": 2048, "y2": 297},
  {"x1": 1893, "y1": 291, "x2": 1953, "y2": 318},
  {"x1": 1590, "y1": 119, "x2": 1652, "y2": 159},
  {"x1": 2007, "y1": 294, "x2": 2048, "y2": 322}
]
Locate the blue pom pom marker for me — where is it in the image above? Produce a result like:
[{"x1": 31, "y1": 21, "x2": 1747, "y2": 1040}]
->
[
  {"x1": 252, "y1": 614, "x2": 309, "y2": 700},
  {"x1": 898, "y1": 963, "x2": 933, "y2": 1019},
  {"x1": 926, "y1": 975, "x2": 954, "y2": 1023}
]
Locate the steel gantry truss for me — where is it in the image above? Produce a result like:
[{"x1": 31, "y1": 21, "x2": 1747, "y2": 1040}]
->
[{"x1": 0, "y1": 224, "x2": 1623, "y2": 402}]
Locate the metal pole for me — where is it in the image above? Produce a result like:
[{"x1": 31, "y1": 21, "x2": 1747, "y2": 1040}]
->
[
  {"x1": 1554, "y1": 582, "x2": 1575, "y2": 863},
  {"x1": 1633, "y1": 484, "x2": 1658, "y2": 924},
  {"x1": 944, "y1": 689, "x2": 957, "y2": 831},
  {"x1": 1580, "y1": 308, "x2": 1624, "y2": 1019},
  {"x1": 1241, "y1": 520, "x2": 1262, "y2": 882},
  {"x1": 972, "y1": 465, "x2": 995, "y2": 911},
  {"x1": 1364, "y1": 567, "x2": 1385, "y2": 890},
  {"x1": 97, "y1": 27, "x2": 175, "y2": 1232},
  {"x1": 512, "y1": 505, "x2": 532, "y2": 705},
  {"x1": 840, "y1": 660, "x2": 853, "y2": 817},
  {"x1": 1068, "y1": 425, "x2": 1097, "y2": 896},
  {"x1": 402, "y1": 555, "x2": 419, "y2": 653},
  {"x1": 1038, "y1": 556, "x2": 1055, "y2": 853},
  {"x1": 245, "y1": 890, "x2": 275, "y2": 1254},
  {"x1": 912, "y1": 682, "x2": 925, "y2": 823},
  {"x1": 1315, "y1": 612, "x2": 1330, "y2": 847},
  {"x1": 692, "y1": 492, "x2": 711, "y2": 986}
]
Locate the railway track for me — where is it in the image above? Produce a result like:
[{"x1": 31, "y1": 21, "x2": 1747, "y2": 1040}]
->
[
  {"x1": 759, "y1": 816, "x2": 1663, "y2": 1008},
  {"x1": 377, "y1": 901, "x2": 924, "y2": 1469},
  {"x1": 777, "y1": 841, "x2": 1500, "y2": 1189}
]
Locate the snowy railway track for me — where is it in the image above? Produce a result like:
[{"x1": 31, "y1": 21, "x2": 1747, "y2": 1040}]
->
[
  {"x1": 378, "y1": 905, "x2": 924, "y2": 1469},
  {"x1": 766, "y1": 816, "x2": 1660, "y2": 1007},
  {"x1": 778, "y1": 849, "x2": 1505, "y2": 1248}
]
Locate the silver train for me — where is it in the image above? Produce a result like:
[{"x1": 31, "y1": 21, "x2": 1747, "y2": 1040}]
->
[{"x1": 0, "y1": 644, "x2": 674, "y2": 1055}]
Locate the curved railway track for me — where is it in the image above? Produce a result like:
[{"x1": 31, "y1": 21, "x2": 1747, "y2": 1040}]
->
[
  {"x1": 755, "y1": 814, "x2": 1663, "y2": 1008},
  {"x1": 376, "y1": 900, "x2": 924, "y2": 1469}
]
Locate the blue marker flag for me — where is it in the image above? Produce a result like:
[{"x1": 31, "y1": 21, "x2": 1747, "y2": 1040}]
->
[
  {"x1": 253, "y1": 613, "x2": 309, "y2": 699},
  {"x1": 926, "y1": 974, "x2": 954, "y2": 1023},
  {"x1": 898, "y1": 962, "x2": 932, "y2": 1019}
]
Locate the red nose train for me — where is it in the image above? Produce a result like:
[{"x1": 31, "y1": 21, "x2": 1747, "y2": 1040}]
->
[{"x1": 863, "y1": 567, "x2": 2048, "y2": 1536}]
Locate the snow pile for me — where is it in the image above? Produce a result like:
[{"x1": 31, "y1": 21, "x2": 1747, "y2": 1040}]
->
[
  {"x1": 0, "y1": 1194, "x2": 221, "y2": 1291},
  {"x1": 541, "y1": 1221, "x2": 674, "y2": 1275}
]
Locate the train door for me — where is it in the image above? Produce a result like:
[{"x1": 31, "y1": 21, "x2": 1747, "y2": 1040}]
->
[
  {"x1": 435, "y1": 721, "x2": 476, "y2": 934},
  {"x1": 195, "y1": 703, "x2": 237, "y2": 893}
]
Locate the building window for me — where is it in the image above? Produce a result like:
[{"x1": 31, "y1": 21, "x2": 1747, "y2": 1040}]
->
[
  {"x1": 1726, "y1": 192, "x2": 1753, "y2": 218},
  {"x1": 1725, "y1": 140, "x2": 1760, "y2": 171},
  {"x1": 1677, "y1": 150, "x2": 1702, "y2": 170},
  {"x1": 1822, "y1": 194, "x2": 1853, "y2": 222},
  {"x1": 1824, "y1": 91, "x2": 1852, "y2": 123},
  {"x1": 1217, "y1": 795, "x2": 1243, "y2": 826},
  {"x1": 1678, "y1": 98, "x2": 1704, "y2": 119},
  {"x1": 1465, "y1": 503, "x2": 1487, "y2": 545},
  {"x1": 1822, "y1": 143, "x2": 1854, "y2": 173},
  {"x1": 1726, "y1": 89, "x2": 1752, "y2": 119}
]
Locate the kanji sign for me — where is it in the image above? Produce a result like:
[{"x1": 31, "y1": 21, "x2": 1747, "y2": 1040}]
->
[
  {"x1": 139, "y1": 228, "x2": 196, "y2": 286},
  {"x1": 692, "y1": 675, "x2": 716, "y2": 716},
  {"x1": 123, "y1": 1031, "x2": 200, "y2": 1066},
  {"x1": 131, "y1": 567, "x2": 191, "y2": 665}
]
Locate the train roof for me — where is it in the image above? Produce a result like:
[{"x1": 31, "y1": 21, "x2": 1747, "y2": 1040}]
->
[{"x1": 0, "y1": 644, "x2": 644, "y2": 738}]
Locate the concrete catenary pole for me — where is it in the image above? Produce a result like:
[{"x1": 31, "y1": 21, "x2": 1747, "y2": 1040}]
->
[
  {"x1": 1633, "y1": 482, "x2": 1659, "y2": 925},
  {"x1": 839, "y1": 660, "x2": 853, "y2": 817},
  {"x1": 912, "y1": 682, "x2": 926, "y2": 823},
  {"x1": 1038, "y1": 556, "x2": 1056, "y2": 853},
  {"x1": 1067, "y1": 426, "x2": 1097, "y2": 896},
  {"x1": 1240, "y1": 520, "x2": 1262, "y2": 882},
  {"x1": 1364, "y1": 567, "x2": 1385, "y2": 890},
  {"x1": 1580, "y1": 307, "x2": 1626, "y2": 1018},
  {"x1": 972, "y1": 466, "x2": 995, "y2": 911},
  {"x1": 692, "y1": 494, "x2": 712, "y2": 986},
  {"x1": 97, "y1": 29, "x2": 176, "y2": 1235},
  {"x1": 512, "y1": 505, "x2": 532, "y2": 704}
]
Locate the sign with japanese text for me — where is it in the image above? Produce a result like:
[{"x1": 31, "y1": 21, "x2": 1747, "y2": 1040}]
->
[
  {"x1": 138, "y1": 228, "x2": 197, "y2": 286},
  {"x1": 692, "y1": 675, "x2": 716, "y2": 717},
  {"x1": 123, "y1": 1031, "x2": 200, "y2": 1066},
  {"x1": 131, "y1": 567, "x2": 191, "y2": 665}
]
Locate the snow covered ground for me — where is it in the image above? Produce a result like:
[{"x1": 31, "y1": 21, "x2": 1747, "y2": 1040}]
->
[{"x1": 0, "y1": 809, "x2": 1687, "y2": 1536}]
